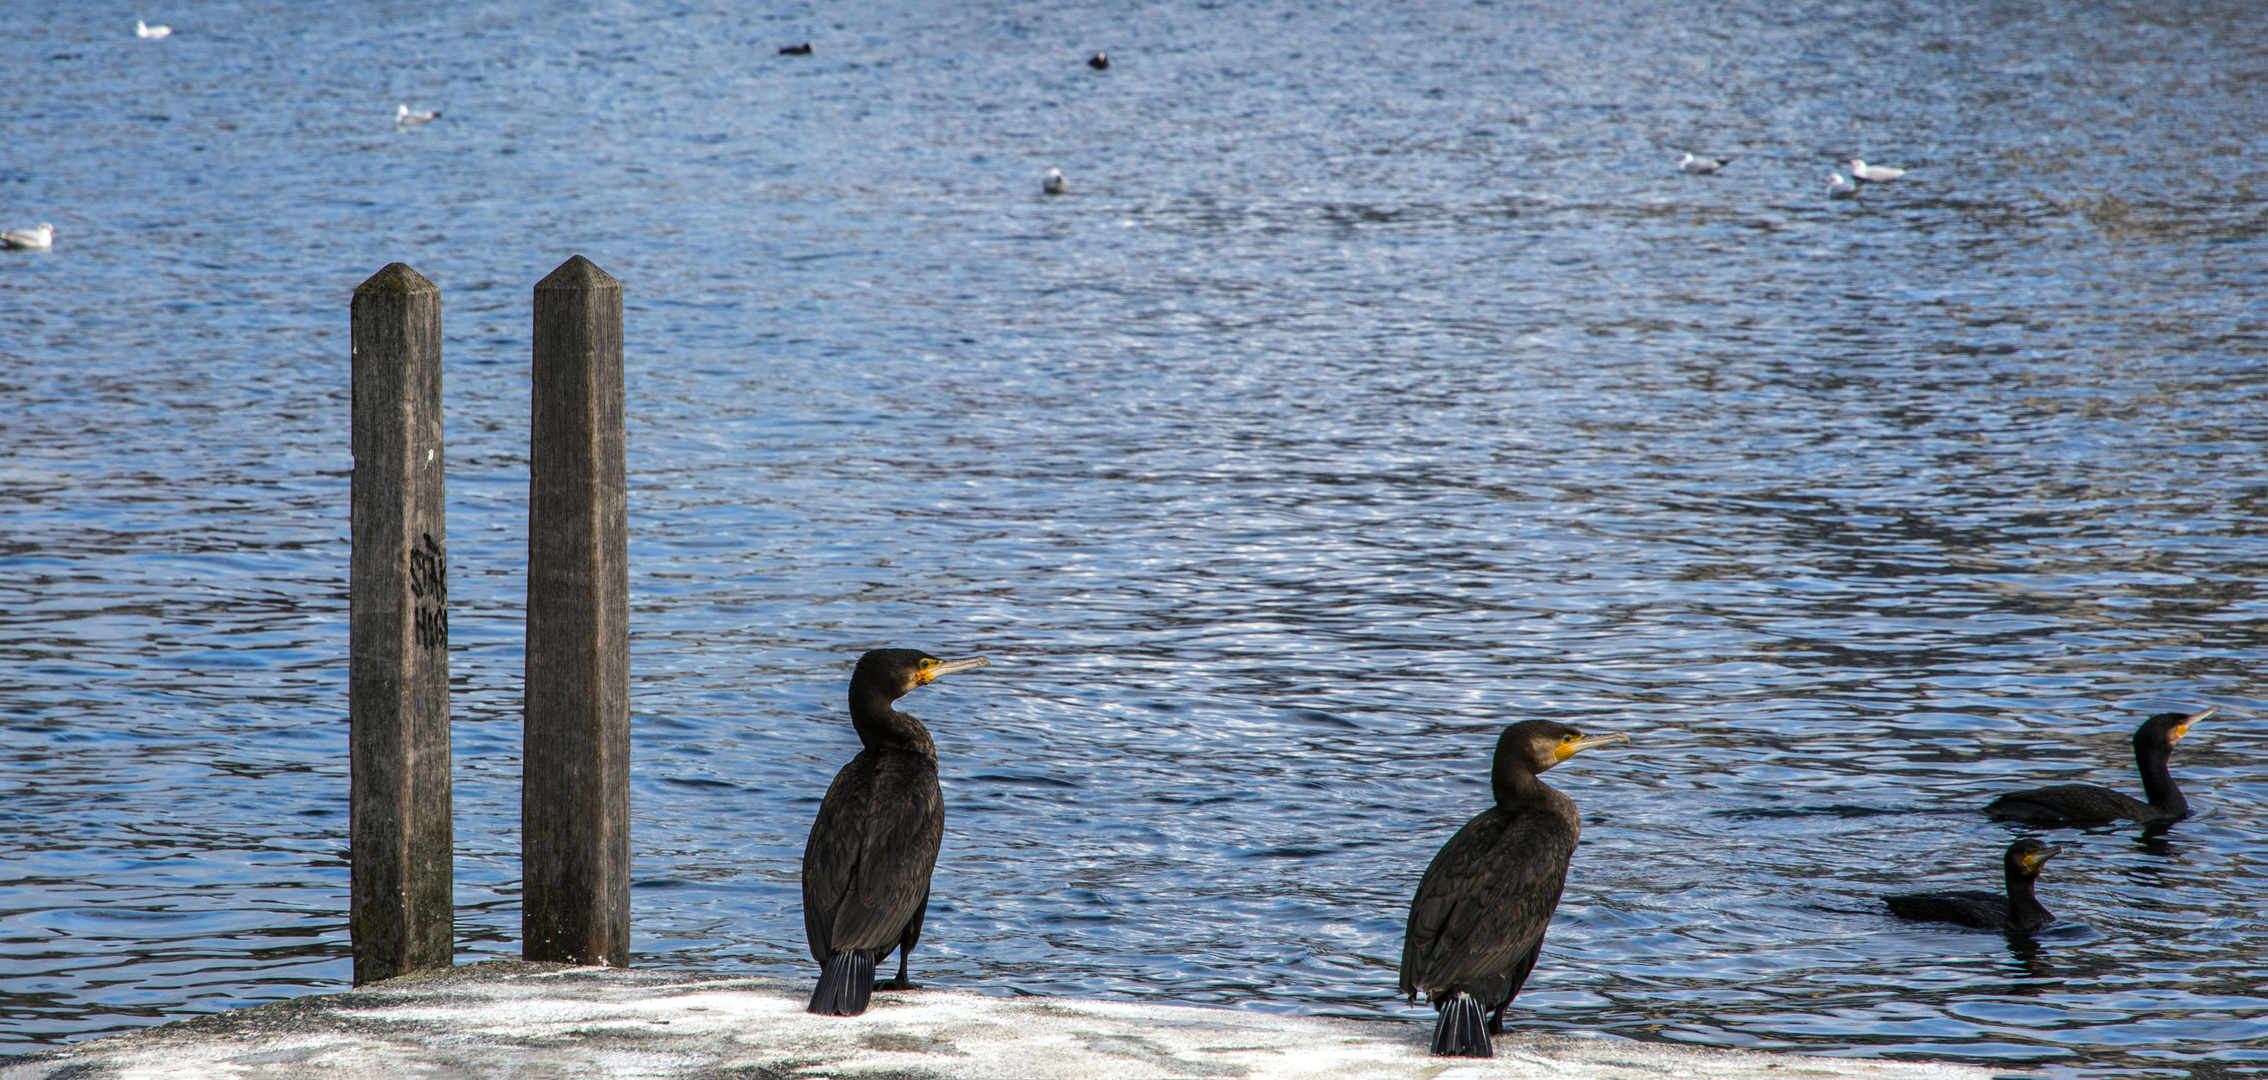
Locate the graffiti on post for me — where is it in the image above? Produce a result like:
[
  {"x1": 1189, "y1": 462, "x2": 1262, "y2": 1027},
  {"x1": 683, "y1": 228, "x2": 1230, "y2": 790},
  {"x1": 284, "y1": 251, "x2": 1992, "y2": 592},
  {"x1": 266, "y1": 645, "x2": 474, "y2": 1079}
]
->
[{"x1": 409, "y1": 531, "x2": 448, "y2": 649}]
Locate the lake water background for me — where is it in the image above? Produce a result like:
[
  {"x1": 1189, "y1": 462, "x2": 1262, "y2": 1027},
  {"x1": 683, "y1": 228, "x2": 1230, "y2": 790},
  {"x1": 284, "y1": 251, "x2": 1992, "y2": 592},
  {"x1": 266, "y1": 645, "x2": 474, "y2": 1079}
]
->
[{"x1": 2, "y1": 0, "x2": 2265, "y2": 1075}]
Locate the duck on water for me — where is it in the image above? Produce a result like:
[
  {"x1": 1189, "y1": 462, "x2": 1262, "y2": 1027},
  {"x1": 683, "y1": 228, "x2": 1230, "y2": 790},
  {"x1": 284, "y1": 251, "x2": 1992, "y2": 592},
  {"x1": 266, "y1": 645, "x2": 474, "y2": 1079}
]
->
[
  {"x1": 801, "y1": 648, "x2": 989, "y2": 1017},
  {"x1": 1985, "y1": 707, "x2": 2215, "y2": 826},
  {"x1": 1400, "y1": 719, "x2": 1630, "y2": 1058}
]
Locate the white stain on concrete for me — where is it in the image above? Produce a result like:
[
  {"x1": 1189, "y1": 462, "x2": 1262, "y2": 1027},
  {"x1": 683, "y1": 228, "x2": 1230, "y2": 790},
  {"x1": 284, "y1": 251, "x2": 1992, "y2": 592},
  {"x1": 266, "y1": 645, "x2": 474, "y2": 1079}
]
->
[{"x1": 0, "y1": 962, "x2": 2003, "y2": 1080}]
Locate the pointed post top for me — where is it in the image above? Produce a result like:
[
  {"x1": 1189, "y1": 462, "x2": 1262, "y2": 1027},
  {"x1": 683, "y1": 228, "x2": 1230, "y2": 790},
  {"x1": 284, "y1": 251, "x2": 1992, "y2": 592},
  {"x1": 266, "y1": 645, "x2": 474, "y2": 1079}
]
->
[
  {"x1": 357, "y1": 262, "x2": 438, "y2": 296},
  {"x1": 536, "y1": 254, "x2": 621, "y2": 292}
]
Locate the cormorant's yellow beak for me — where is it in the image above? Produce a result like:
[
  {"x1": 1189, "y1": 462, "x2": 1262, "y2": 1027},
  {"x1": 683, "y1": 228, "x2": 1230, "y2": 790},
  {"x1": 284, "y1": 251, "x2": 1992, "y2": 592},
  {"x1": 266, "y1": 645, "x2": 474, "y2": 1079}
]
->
[
  {"x1": 2170, "y1": 707, "x2": 2216, "y2": 743},
  {"x1": 1555, "y1": 731, "x2": 1631, "y2": 762},
  {"x1": 916, "y1": 656, "x2": 990, "y2": 685},
  {"x1": 2022, "y1": 846, "x2": 2063, "y2": 872}
]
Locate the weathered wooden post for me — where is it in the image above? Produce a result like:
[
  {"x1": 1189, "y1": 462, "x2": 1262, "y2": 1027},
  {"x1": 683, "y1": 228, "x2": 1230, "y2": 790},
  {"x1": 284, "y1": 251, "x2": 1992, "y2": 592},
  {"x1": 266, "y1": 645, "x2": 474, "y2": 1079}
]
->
[
  {"x1": 348, "y1": 263, "x2": 454, "y2": 985},
  {"x1": 522, "y1": 255, "x2": 631, "y2": 966}
]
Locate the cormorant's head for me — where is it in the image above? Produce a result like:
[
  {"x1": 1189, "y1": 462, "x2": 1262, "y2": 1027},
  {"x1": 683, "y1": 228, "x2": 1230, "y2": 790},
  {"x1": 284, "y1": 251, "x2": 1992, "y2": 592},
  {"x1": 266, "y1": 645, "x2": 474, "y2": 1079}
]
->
[
  {"x1": 1497, "y1": 719, "x2": 1630, "y2": 775},
  {"x1": 2003, "y1": 838, "x2": 2060, "y2": 880},
  {"x1": 852, "y1": 648, "x2": 990, "y2": 701},
  {"x1": 2136, "y1": 707, "x2": 2214, "y2": 754}
]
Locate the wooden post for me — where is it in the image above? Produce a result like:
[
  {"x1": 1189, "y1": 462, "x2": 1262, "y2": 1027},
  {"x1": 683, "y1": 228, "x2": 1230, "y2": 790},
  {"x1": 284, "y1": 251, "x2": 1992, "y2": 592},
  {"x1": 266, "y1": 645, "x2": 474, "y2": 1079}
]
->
[
  {"x1": 522, "y1": 255, "x2": 631, "y2": 966},
  {"x1": 349, "y1": 263, "x2": 454, "y2": 985}
]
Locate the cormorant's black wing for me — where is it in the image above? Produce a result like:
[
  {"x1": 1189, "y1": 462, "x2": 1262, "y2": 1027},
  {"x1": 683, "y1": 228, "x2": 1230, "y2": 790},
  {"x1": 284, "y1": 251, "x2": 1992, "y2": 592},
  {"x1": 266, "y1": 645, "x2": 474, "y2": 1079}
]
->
[
  {"x1": 1400, "y1": 806, "x2": 1578, "y2": 1001},
  {"x1": 802, "y1": 750, "x2": 945, "y2": 961},
  {"x1": 1884, "y1": 889, "x2": 2010, "y2": 929},
  {"x1": 1496, "y1": 935, "x2": 1546, "y2": 1014},
  {"x1": 1985, "y1": 783, "x2": 2148, "y2": 824}
]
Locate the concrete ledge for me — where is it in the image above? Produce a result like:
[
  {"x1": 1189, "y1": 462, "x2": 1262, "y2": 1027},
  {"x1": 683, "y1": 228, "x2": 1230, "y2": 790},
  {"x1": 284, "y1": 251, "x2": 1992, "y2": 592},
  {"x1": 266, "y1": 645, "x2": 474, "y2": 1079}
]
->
[{"x1": 0, "y1": 962, "x2": 2001, "y2": 1080}]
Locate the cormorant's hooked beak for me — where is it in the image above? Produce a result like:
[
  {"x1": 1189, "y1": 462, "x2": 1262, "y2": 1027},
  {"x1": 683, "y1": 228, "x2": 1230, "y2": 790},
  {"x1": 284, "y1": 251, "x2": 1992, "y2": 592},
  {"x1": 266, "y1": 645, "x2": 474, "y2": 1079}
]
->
[
  {"x1": 916, "y1": 656, "x2": 990, "y2": 685},
  {"x1": 2170, "y1": 707, "x2": 2216, "y2": 743},
  {"x1": 1555, "y1": 731, "x2": 1631, "y2": 762},
  {"x1": 2021, "y1": 845, "x2": 2063, "y2": 872}
]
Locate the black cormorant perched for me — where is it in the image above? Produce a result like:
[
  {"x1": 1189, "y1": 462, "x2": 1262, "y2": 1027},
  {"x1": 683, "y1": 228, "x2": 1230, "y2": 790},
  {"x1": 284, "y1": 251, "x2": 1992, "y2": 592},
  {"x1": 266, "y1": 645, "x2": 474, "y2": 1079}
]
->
[
  {"x1": 1884, "y1": 838, "x2": 2061, "y2": 933},
  {"x1": 1984, "y1": 708, "x2": 2214, "y2": 826},
  {"x1": 801, "y1": 648, "x2": 988, "y2": 1016},
  {"x1": 1399, "y1": 719, "x2": 1630, "y2": 1058}
]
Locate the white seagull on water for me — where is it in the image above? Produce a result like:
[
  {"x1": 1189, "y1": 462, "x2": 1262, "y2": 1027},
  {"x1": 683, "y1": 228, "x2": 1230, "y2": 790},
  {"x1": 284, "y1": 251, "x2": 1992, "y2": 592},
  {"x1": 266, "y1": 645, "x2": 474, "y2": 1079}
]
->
[
  {"x1": 397, "y1": 104, "x2": 441, "y2": 126},
  {"x1": 136, "y1": 20, "x2": 172, "y2": 39},
  {"x1": 1042, "y1": 167, "x2": 1068, "y2": 195},
  {"x1": 1826, "y1": 172, "x2": 1860, "y2": 200},
  {"x1": 2, "y1": 224, "x2": 56, "y2": 251},
  {"x1": 1848, "y1": 159, "x2": 1907, "y2": 183},
  {"x1": 1678, "y1": 152, "x2": 1730, "y2": 174}
]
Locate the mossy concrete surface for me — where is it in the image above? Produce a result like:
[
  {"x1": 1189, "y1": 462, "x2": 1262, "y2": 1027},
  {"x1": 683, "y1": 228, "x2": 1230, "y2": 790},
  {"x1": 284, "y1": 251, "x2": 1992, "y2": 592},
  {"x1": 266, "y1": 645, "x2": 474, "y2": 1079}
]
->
[{"x1": 0, "y1": 962, "x2": 2004, "y2": 1080}]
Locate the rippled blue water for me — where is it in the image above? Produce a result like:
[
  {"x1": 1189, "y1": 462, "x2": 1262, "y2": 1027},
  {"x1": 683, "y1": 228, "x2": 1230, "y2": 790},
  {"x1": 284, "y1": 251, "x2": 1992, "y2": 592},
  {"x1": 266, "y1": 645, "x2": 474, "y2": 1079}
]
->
[{"x1": 3, "y1": 0, "x2": 2265, "y2": 1075}]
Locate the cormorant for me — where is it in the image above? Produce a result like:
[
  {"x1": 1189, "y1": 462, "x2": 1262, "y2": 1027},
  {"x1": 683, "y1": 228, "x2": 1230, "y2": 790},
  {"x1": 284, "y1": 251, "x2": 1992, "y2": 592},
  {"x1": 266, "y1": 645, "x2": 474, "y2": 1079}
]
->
[
  {"x1": 779, "y1": 42, "x2": 814, "y2": 55},
  {"x1": 1884, "y1": 838, "x2": 2061, "y2": 933},
  {"x1": 1400, "y1": 719, "x2": 1630, "y2": 1058},
  {"x1": 802, "y1": 648, "x2": 989, "y2": 1016},
  {"x1": 1984, "y1": 708, "x2": 2214, "y2": 826}
]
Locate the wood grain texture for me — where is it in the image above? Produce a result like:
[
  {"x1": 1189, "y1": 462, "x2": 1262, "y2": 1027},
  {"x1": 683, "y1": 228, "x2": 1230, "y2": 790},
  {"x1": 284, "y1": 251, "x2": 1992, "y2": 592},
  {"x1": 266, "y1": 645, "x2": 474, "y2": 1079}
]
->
[
  {"x1": 349, "y1": 262, "x2": 454, "y2": 985},
  {"x1": 522, "y1": 255, "x2": 631, "y2": 967}
]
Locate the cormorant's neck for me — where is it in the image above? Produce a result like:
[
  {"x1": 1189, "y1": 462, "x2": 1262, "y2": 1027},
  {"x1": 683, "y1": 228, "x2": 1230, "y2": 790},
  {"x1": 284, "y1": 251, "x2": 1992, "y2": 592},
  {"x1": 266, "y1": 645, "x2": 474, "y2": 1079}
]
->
[
  {"x1": 1491, "y1": 759, "x2": 1549, "y2": 806},
  {"x1": 850, "y1": 685, "x2": 935, "y2": 758},
  {"x1": 2003, "y1": 869, "x2": 2050, "y2": 930},
  {"x1": 2135, "y1": 742, "x2": 2185, "y2": 816}
]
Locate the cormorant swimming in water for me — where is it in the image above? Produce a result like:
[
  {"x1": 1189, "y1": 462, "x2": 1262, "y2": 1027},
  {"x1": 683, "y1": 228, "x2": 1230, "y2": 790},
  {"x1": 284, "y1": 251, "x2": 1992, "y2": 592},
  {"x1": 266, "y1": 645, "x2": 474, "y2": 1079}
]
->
[
  {"x1": 1984, "y1": 708, "x2": 2214, "y2": 826},
  {"x1": 802, "y1": 648, "x2": 989, "y2": 1016},
  {"x1": 1400, "y1": 719, "x2": 1630, "y2": 1058},
  {"x1": 1884, "y1": 838, "x2": 2060, "y2": 933}
]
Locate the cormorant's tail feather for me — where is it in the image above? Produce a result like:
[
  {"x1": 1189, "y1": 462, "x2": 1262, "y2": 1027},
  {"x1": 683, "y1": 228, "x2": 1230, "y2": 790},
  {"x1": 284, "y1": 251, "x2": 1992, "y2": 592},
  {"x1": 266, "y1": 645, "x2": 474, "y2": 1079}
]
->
[
  {"x1": 1430, "y1": 992, "x2": 1493, "y2": 1058},
  {"x1": 808, "y1": 951, "x2": 876, "y2": 1016}
]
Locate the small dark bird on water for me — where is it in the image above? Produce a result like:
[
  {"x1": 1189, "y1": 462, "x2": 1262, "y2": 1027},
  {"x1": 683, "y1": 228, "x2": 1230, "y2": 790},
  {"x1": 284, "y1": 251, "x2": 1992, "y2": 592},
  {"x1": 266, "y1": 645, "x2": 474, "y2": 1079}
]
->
[
  {"x1": 780, "y1": 42, "x2": 814, "y2": 55},
  {"x1": 1984, "y1": 708, "x2": 2215, "y2": 826},
  {"x1": 1884, "y1": 838, "x2": 2061, "y2": 933},
  {"x1": 1088, "y1": 52, "x2": 1109, "y2": 69},
  {"x1": 1400, "y1": 719, "x2": 1630, "y2": 1058},
  {"x1": 802, "y1": 648, "x2": 989, "y2": 1016}
]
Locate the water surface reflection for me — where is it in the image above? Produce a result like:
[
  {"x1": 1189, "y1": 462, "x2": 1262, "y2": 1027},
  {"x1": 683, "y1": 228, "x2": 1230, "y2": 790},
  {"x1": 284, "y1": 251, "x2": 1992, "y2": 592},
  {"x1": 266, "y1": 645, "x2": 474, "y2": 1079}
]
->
[{"x1": 2, "y1": 0, "x2": 2265, "y2": 1075}]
